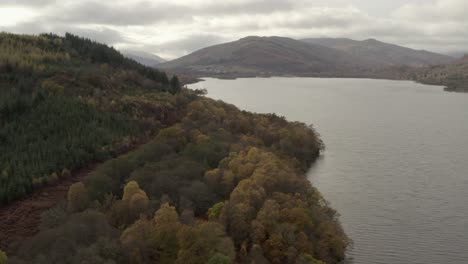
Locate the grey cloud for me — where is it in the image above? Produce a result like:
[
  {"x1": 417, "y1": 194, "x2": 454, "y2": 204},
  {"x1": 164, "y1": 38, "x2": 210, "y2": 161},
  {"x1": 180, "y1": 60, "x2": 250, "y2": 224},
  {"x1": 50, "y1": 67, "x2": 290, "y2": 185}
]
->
[
  {"x1": 1, "y1": 21, "x2": 127, "y2": 46},
  {"x1": 201, "y1": 0, "x2": 296, "y2": 15},
  {"x1": 45, "y1": 1, "x2": 193, "y2": 26},
  {"x1": 0, "y1": 0, "x2": 55, "y2": 7},
  {"x1": 394, "y1": 0, "x2": 468, "y2": 23},
  {"x1": 61, "y1": 27, "x2": 128, "y2": 45},
  {"x1": 44, "y1": 0, "x2": 299, "y2": 26},
  {"x1": 0, "y1": 22, "x2": 45, "y2": 35},
  {"x1": 280, "y1": 13, "x2": 365, "y2": 30},
  {"x1": 144, "y1": 34, "x2": 227, "y2": 59}
]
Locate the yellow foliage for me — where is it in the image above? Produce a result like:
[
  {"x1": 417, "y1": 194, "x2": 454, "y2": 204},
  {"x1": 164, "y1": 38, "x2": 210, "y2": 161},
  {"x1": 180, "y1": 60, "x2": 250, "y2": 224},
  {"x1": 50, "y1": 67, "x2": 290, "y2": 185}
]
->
[
  {"x1": 154, "y1": 203, "x2": 180, "y2": 226},
  {"x1": 130, "y1": 192, "x2": 150, "y2": 215},
  {"x1": 41, "y1": 79, "x2": 65, "y2": 95},
  {"x1": 123, "y1": 181, "x2": 142, "y2": 201},
  {"x1": 67, "y1": 182, "x2": 90, "y2": 213},
  {"x1": 196, "y1": 133, "x2": 210, "y2": 143}
]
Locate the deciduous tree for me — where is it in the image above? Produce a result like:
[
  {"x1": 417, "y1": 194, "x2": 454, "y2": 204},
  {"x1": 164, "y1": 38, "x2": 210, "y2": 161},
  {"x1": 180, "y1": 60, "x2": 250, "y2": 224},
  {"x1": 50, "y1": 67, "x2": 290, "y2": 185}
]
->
[{"x1": 67, "y1": 182, "x2": 90, "y2": 213}]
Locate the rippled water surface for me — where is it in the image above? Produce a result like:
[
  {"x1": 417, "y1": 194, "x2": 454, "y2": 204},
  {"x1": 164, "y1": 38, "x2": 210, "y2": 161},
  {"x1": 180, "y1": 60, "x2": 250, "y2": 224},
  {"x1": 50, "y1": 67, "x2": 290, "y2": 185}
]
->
[{"x1": 189, "y1": 77, "x2": 468, "y2": 264}]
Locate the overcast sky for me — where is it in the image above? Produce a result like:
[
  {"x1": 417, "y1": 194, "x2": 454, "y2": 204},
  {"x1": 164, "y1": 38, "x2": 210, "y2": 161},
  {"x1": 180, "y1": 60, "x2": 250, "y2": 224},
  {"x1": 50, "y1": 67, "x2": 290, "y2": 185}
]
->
[{"x1": 0, "y1": 0, "x2": 467, "y2": 59}]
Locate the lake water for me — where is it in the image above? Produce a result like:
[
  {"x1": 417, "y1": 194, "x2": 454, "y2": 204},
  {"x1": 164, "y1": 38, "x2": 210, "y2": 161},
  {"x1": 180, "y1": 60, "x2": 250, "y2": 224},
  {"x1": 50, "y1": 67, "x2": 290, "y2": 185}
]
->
[{"x1": 188, "y1": 77, "x2": 468, "y2": 264}]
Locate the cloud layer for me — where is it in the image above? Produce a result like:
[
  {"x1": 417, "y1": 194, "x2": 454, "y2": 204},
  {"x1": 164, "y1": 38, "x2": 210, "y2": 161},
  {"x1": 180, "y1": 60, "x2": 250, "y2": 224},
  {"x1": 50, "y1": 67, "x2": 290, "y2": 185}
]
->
[{"x1": 1, "y1": 0, "x2": 467, "y2": 59}]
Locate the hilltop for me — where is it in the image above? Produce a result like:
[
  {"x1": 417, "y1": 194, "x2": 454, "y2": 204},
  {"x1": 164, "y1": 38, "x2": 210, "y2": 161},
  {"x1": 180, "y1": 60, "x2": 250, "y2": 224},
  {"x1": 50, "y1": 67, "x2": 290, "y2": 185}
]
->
[
  {"x1": 159, "y1": 36, "x2": 372, "y2": 77},
  {"x1": 301, "y1": 38, "x2": 453, "y2": 66}
]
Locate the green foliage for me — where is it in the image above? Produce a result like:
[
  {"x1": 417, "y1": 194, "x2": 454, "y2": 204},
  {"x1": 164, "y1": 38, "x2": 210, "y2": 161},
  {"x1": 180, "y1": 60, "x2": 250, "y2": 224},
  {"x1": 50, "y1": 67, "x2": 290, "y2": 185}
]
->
[
  {"x1": 170, "y1": 75, "x2": 181, "y2": 94},
  {"x1": 0, "y1": 249, "x2": 6, "y2": 264},
  {"x1": 155, "y1": 125, "x2": 188, "y2": 151},
  {"x1": 182, "y1": 141, "x2": 228, "y2": 168},
  {"x1": 129, "y1": 156, "x2": 210, "y2": 215},
  {"x1": 0, "y1": 32, "x2": 184, "y2": 205},
  {"x1": 0, "y1": 94, "x2": 140, "y2": 205},
  {"x1": 208, "y1": 202, "x2": 225, "y2": 220},
  {"x1": 207, "y1": 253, "x2": 231, "y2": 264},
  {"x1": 297, "y1": 254, "x2": 326, "y2": 264}
]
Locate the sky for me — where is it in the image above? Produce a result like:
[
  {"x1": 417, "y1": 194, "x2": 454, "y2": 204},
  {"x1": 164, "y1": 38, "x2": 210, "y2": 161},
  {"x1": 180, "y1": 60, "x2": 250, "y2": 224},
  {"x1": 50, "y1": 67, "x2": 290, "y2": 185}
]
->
[{"x1": 0, "y1": 0, "x2": 467, "y2": 59}]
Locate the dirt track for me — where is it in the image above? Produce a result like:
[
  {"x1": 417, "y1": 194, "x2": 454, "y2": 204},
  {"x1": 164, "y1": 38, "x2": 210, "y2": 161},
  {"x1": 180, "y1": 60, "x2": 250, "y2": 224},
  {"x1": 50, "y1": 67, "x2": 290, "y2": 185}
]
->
[{"x1": 0, "y1": 163, "x2": 98, "y2": 253}]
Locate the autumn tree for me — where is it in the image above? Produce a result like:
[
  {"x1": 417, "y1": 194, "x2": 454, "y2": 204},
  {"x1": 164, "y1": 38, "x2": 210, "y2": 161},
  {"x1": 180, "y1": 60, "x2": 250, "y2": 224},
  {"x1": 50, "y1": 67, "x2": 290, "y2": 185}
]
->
[
  {"x1": 121, "y1": 218, "x2": 155, "y2": 264},
  {"x1": 153, "y1": 203, "x2": 181, "y2": 264},
  {"x1": 155, "y1": 125, "x2": 188, "y2": 151},
  {"x1": 67, "y1": 182, "x2": 90, "y2": 213},
  {"x1": 207, "y1": 253, "x2": 231, "y2": 264},
  {"x1": 124, "y1": 181, "x2": 150, "y2": 220},
  {"x1": 109, "y1": 181, "x2": 149, "y2": 227},
  {"x1": 176, "y1": 222, "x2": 235, "y2": 264}
]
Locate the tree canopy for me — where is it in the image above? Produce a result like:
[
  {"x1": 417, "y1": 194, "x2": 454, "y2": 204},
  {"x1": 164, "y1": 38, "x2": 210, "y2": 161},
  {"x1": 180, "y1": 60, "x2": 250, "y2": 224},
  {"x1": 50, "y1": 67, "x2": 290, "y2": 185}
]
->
[{"x1": 3, "y1": 33, "x2": 347, "y2": 264}]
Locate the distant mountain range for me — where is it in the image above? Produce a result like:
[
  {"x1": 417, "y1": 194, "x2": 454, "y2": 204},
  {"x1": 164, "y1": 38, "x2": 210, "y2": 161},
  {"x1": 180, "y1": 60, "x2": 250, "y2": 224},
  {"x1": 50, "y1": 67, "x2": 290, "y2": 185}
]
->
[
  {"x1": 159, "y1": 36, "x2": 454, "y2": 78},
  {"x1": 301, "y1": 38, "x2": 452, "y2": 67},
  {"x1": 122, "y1": 50, "x2": 166, "y2": 67}
]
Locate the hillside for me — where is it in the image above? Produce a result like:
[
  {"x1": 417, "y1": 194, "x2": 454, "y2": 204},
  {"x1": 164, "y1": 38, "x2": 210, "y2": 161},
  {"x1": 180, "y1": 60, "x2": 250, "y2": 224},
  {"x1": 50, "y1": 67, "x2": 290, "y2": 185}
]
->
[
  {"x1": 410, "y1": 58, "x2": 468, "y2": 92},
  {"x1": 301, "y1": 38, "x2": 453, "y2": 67},
  {"x1": 122, "y1": 50, "x2": 166, "y2": 67},
  {"x1": 159, "y1": 36, "x2": 454, "y2": 78},
  {"x1": 0, "y1": 32, "x2": 182, "y2": 206},
  {"x1": 456, "y1": 54, "x2": 468, "y2": 63},
  {"x1": 0, "y1": 33, "x2": 348, "y2": 264},
  {"x1": 159, "y1": 36, "x2": 377, "y2": 78}
]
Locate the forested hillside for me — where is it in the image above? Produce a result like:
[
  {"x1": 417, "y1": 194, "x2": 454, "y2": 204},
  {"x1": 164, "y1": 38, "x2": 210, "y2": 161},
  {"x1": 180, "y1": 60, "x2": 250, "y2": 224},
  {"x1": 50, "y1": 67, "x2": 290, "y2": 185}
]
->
[
  {"x1": 410, "y1": 58, "x2": 468, "y2": 92},
  {"x1": 0, "y1": 33, "x2": 348, "y2": 263},
  {"x1": 0, "y1": 33, "x2": 181, "y2": 205}
]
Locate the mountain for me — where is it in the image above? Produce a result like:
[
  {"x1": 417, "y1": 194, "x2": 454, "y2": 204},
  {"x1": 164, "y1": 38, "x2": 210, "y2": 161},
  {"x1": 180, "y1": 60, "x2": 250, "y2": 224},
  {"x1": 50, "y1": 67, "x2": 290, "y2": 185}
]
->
[
  {"x1": 301, "y1": 38, "x2": 453, "y2": 66},
  {"x1": 122, "y1": 50, "x2": 166, "y2": 67},
  {"x1": 160, "y1": 36, "x2": 453, "y2": 78},
  {"x1": 159, "y1": 36, "x2": 379, "y2": 78}
]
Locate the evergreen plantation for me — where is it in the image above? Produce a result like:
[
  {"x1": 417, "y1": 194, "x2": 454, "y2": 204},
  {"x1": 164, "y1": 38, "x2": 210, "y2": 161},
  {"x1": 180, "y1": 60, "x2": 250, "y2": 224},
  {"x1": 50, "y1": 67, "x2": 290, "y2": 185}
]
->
[
  {"x1": 0, "y1": 33, "x2": 348, "y2": 263},
  {"x1": 0, "y1": 32, "x2": 180, "y2": 204}
]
